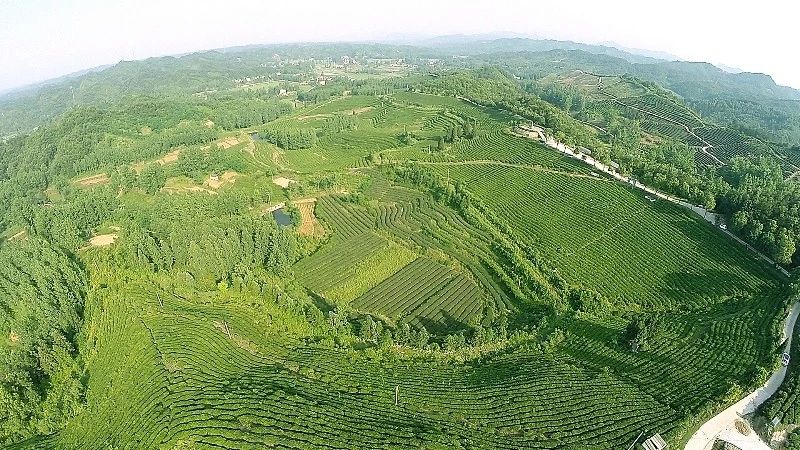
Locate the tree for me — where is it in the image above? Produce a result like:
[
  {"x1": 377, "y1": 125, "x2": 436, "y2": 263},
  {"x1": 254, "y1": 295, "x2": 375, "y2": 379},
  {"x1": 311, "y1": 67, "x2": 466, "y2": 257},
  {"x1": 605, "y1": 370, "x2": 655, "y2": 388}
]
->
[
  {"x1": 437, "y1": 136, "x2": 445, "y2": 152},
  {"x1": 138, "y1": 163, "x2": 166, "y2": 194},
  {"x1": 776, "y1": 229, "x2": 796, "y2": 265},
  {"x1": 359, "y1": 316, "x2": 378, "y2": 343}
]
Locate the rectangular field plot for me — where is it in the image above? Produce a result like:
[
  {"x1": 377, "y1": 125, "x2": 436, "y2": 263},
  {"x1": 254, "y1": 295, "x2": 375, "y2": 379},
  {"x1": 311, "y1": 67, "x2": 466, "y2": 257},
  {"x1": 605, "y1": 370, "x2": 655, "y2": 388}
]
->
[
  {"x1": 353, "y1": 257, "x2": 484, "y2": 331},
  {"x1": 294, "y1": 231, "x2": 416, "y2": 303}
]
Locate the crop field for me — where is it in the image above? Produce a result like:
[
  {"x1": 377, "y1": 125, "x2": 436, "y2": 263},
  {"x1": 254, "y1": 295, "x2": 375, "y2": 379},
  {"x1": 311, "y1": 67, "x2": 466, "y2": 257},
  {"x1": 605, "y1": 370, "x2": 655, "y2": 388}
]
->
[
  {"x1": 9, "y1": 81, "x2": 795, "y2": 450},
  {"x1": 432, "y1": 163, "x2": 783, "y2": 310},
  {"x1": 353, "y1": 256, "x2": 484, "y2": 330},
  {"x1": 315, "y1": 192, "x2": 517, "y2": 314},
  {"x1": 616, "y1": 94, "x2": 704, "y2": 129},
  {"x1": 294, "y1": 231, "x2": 417, "y2": 303},
  {"x1": 12, "y1": 256, "x2": 778, "y2": 450},
  {"x1": 11, "y1": 275, "x2": 690, "y2": 450}
]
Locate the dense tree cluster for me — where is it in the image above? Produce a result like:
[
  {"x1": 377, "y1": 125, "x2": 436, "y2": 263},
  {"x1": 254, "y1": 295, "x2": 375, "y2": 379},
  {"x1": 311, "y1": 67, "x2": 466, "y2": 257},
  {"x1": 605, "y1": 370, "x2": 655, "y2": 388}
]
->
[
  {"x1": 718, "y1": 157, "x2": 800, "y2": 265},
  {"x1": 0, "y1": 239, "x2": 87, "y2": 444},
  {"x1": 209, "y1": 97, "x2": 292, "y2": 130},
  {"x1": 120, "y1": 192, "x2": 298, "y2": 290},
  {"x1": 259, "y1": 127, "x2": 318, "y2": 150}
]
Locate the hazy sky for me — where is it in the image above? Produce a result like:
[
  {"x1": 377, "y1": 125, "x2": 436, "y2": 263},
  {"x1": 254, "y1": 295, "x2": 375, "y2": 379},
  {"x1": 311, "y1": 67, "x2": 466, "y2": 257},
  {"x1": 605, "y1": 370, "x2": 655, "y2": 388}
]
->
[{"x1": 1, "y1": 0, "x2": 799, "y2": 91}]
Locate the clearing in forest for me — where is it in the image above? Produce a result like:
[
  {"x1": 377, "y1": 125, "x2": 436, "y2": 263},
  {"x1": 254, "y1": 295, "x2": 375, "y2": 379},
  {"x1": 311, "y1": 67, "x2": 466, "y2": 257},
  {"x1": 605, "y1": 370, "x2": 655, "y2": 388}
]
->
[
  {"x1": 75, "y1": 173, "x2": 110, "y2": 187},
  {"x1": 272, "y1": 176, "x2": 296, "y2": 188},
  {"x1": 163, "y1": 176, "x2": 217, "y2": 195},
  {"x1": 131, "y1": 148, "x2": 181, "y2": 173},
  {"x1": 217, "y1": 136, "x2": 240, "y2": 149},
  {"x1": 206, "y1": 171, "x2": 238, "y2": 189},
  {"x1": 89, "y1": 233, "x2": 118, "y2": 247}
]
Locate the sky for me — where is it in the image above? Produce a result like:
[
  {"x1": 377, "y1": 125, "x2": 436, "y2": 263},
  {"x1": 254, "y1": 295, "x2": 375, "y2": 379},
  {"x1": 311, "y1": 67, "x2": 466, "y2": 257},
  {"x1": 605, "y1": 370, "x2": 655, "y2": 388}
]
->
[{"x1": 1, "y1": 0, "x2": 799, "y2": 91}]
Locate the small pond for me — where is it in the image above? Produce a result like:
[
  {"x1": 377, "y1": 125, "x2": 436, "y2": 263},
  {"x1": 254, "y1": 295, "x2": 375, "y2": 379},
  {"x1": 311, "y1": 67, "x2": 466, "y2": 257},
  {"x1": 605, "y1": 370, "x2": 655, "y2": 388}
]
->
[{"x1": 272, "y1": 207, "x2": 293, "y2": 227}]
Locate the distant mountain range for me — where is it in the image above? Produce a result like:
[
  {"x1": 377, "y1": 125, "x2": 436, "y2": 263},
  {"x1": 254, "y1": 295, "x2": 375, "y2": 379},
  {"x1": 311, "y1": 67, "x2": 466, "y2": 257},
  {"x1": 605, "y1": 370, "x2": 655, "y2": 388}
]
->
[
  {"x1": 597, "y1": 41, "x2": 682, "y2": 62},
  {"x1": 1, "y1": 35, "x2": 798, "y2": 142}
]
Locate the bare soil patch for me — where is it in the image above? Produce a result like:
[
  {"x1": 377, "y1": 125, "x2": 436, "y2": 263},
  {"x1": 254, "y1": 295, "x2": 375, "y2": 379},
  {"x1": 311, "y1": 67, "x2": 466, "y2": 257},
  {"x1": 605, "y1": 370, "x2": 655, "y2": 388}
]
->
[
  {"x1": 207, "y1": 171, "x2": 239, "y2": 189},
  {"x1": 204, "y1": 120, "x2": 215, "y2": 129},
  {"x1": 159, "y1": 149, "x2": 181, "y2": 164},
  {"x1": 76, "y1": 173, "x2": 110, "y2": 187},
  {"x1": 9, "y1": 330, "x2": 19, "y2": 344},
  {"x1": 132, "y1": 149, "x2": 181, "y2": 173},
  {"x1": 217, "y1": 137, "x2": 240, "y2": 149},
  {"x1": 262, "y1": 202, "x2": 286, "y2": 214},
  {"x1": 162, "y1": 177, "x2": 218, "y2": 195},
  {"x1": 272, "y1": 176, "x2": 297, "y2": 188},
  {"x1": 351, "y1": 106, "x2": 373, "y2": 115},
  {"x1": 294, "y1": 199, "x2": 324, "y2": 236},
  {"x1": 89, "y1": 233, "x2": 118, "y2": 247}
]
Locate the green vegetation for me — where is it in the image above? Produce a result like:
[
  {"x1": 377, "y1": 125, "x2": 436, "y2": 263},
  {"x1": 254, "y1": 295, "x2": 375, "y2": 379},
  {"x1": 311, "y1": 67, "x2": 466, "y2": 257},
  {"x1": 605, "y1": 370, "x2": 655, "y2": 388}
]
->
[{"x1": 1, "y1": 41, "x2": 798, "y2": 449}]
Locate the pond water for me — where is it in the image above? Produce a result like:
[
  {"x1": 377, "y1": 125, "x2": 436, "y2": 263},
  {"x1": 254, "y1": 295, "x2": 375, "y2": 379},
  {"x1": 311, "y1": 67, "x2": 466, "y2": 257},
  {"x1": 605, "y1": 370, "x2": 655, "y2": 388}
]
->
[
  {"x1": 272, "y1": 207, "x2": 292, "y2": 227},
  {"x1": 249, "y1": 132, "x2": 261, "y2": 141}
]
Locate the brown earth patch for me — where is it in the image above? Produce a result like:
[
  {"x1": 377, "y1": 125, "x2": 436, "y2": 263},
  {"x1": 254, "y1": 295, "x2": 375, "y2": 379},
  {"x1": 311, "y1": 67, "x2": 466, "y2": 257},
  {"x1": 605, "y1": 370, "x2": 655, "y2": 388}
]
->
[
  {"x1": 132, "y1": 149, "x2": 182, "y2": 173},
  {"x1": 294, "y1": 199, "x2": 324, "y2": 236},
  {"x1": 159, "y1": 149, "x2": 181, "y2": 164},
  {"x1": 7, "y1": 230, "x2": 27, "y2": 241},
  {"x1": 76, "y1": 173, "x2": 110, "y2": 187},
  {"x1": 351, "y1": 106, "x2": 373, "y2": 114},
  {"x1": 204, "y1": 120, "x2": 215, "y2": 129},
  {"x1": 297, "y1": 113, "x2": 331, "y2": 121},
  {"x1": 9, "y1": 330, "x2": 19, "y2": 343},
  {"x1": 162, "y1": 185, "x2": 217, "y2": 195},
  {"x1": 272, "y1": 176, "x2": 297, "y2": 188},
  {"x1": 217, "y1": 137, "x2": 240, "y2": 149},
  {"x1": 261, "y1": 202, "x2": 287, "y2": 215},
  {"x1": 89, "y1": 233, "x2": 118, "y2": 247},
  {"x1": 207, "y1": 171, "x2": 238, "y2": 189}
]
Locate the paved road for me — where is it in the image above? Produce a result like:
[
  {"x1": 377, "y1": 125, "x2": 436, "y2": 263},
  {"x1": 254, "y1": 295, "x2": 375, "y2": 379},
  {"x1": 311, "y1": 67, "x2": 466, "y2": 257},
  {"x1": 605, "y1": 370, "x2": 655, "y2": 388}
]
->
[
  {"x1": 684, "y1": 302, "x2": 800, "y2": 450},
  {"x1": 497, "y1": 107, "x2": 797, "y2": 449},
  {"x1": 517, "y1": 129, "x2": 791, "y2": 278}
]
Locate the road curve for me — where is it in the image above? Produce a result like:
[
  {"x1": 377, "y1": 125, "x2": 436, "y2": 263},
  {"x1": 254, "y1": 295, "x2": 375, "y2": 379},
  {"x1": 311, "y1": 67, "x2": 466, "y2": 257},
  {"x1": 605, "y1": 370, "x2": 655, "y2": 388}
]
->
[{"x1": 684, "y1": 302, "x2": 800, "y2": 450}]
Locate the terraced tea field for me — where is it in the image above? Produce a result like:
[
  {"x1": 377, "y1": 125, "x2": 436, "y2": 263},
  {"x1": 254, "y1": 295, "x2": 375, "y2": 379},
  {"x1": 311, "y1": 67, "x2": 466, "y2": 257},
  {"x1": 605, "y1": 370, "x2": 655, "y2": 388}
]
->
[
  {"x1": 11, "y1": 88, "x2": 794, "y2": 450},
  {"x1": 431, "y1": 163, "x2": 783, "y2": 310}
]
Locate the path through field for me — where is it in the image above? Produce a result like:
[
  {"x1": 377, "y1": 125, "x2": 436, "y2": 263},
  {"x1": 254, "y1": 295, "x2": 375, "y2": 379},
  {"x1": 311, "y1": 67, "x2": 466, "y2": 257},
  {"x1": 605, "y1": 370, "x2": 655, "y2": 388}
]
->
[
  {"x1": 684, "y1": 302, "x2": 800, "y2": 450},
  {"x1": 416, "y1": 159, "x2": 609, "y2": 181}
]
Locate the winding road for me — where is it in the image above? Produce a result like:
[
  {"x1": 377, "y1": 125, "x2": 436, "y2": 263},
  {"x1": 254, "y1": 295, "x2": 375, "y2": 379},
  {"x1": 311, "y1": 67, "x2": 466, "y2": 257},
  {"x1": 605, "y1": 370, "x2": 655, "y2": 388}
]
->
[
  {"x1": 684, "y1": 302, "x2": 800, "y2": 450},
  {"x1": 511, "y1": 121, "x2": 798, "y2": 448},
  {"x1": 465, "y1": 96, "x2": 797, "y2": 449},
  {"x1": 514, "y1": 127, "x2": 791, "y2": 278}
]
